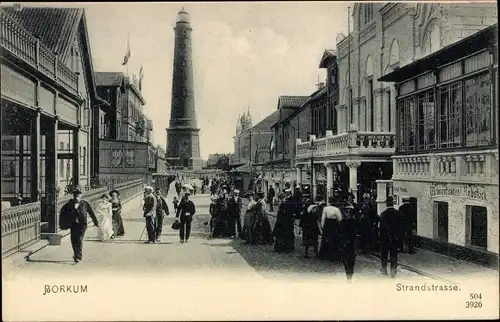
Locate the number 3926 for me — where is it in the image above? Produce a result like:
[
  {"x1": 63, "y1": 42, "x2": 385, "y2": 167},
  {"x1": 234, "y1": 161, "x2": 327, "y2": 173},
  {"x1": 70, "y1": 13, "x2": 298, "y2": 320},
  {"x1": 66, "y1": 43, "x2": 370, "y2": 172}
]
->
[{"x1": 466, "y1": 293, "x2": 483, "y2": 308}]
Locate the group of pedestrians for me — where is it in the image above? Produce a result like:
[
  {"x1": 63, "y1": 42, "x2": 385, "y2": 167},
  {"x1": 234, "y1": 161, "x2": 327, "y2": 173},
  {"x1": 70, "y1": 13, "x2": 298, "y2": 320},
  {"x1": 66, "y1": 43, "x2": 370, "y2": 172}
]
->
[
  {"x1": 142, "y1": 186, "x2": 170, "y2": 244},
  {"x1": 59, "y1": 188, "x2": 125, "y2": 263},
  {"x1": 270, "y1": 185, "x2": 406, "y2": 281}
]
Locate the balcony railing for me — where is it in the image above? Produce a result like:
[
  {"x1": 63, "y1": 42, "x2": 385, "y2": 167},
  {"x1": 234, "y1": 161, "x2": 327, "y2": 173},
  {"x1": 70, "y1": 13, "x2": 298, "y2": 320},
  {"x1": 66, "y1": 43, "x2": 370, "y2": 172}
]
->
[
  {"x1": 392, "y1": 149, "x2": 499, "y2": 184},
  {"x1": 296, "y1": 129, "x2": 395, "y2": 159},
  {"x1": 0, "y1": 9, "x2": 78, "y2": 95},
  {"x1": 2, "y1": 201, "x2": 41, "y2": 258}
]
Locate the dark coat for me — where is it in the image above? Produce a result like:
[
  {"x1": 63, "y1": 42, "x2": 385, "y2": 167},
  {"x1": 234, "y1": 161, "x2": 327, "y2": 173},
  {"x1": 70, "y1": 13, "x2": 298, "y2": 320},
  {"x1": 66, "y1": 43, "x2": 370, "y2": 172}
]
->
[
  {"x1": 176, "y1": 200, "x2": 196, "y2": 218},
  {"x1": 143, "y1": 194, "x2": 157, "y2": 217},
  {"x1": 60, "y1": 199, "x2": 98, "y2": 229},
  {"x1": 226, "y1": 197, "x2": 242, "y2": 217},
  {"x1": 379, "y1": 207, "x2": 405, "y2": 241},
  {"x1": 155, "y1": 195, "x2": 170, "y2": 216}
]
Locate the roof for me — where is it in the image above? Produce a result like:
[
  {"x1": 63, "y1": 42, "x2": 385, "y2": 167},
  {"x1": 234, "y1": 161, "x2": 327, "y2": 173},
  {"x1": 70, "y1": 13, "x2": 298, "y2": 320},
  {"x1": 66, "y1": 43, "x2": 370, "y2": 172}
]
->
[
  {"x1": 95, "y1": 72, "x2": 125, "y2": 87},
  {"x1": 250, "y1": 110, "x2": 279, "y2": 132},
  {"x1": 277, "y1": 96, "x2": 309, "y2": 109},
  {"x1": 231, "y1": 163, "x2": 252, "y2": 173},
  {"x1": 3, "y1": 6, "x2": 84, "y2": 63},
  {"x1": 319, "y1": 49, "x2": 337, "y2": 68},
  {"x1": 379, "y1": 23, "x2": 498, "y2": 83}
]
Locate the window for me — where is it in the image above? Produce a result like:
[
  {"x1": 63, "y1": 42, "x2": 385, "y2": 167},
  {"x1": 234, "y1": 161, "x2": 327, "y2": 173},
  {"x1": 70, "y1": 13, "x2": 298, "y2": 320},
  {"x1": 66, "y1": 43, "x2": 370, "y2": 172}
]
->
[
  {"x1": 368, "y1": 79, "x2": 374, "y2": 132},
  {"x1": 464, "y1": 73, "x2": 492, "y2": 147},
  {"x1": 397, "y1": 96, "x2": 416, "y2": 152},
  {"x1": 439, "y1": 83, "x2": 462, "y2": 148},
  {"x1": 364, "y1": 4, "x2": 374, "y2": 25},
  {"x1": 416, "y1": 90, "x2": 435, "y2": 150},
  {"x1": 433, "y1": 201, "x2": 448, "y2": 242},
  {"x1": 80, "y1": 147, "x2": 86, "y2": 175},
  {"x1": 466, "y1": 205, "x2": 488, "y2": 249}
]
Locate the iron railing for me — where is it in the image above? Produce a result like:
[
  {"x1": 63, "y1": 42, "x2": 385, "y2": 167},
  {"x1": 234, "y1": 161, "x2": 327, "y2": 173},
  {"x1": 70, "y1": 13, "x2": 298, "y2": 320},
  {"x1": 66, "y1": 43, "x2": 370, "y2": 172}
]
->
[
  {"x1": 0, "y1": 9, "x2": 78, "y2": 95},
  {"x1": 1, "y1": 201, "x2": 41, "y2": 258},
  {"x1": 2, "y1": 178, "x2": 144, "y2": 258}
]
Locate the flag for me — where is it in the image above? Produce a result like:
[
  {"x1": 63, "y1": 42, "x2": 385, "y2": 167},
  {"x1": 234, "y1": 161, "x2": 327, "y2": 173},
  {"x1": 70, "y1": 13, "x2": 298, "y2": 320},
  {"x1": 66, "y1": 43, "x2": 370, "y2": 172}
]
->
[
  {"x1": 122, "y1": 35, "x2": 131, "y2": 65},
  {"x1": 139, "y1": 65, "x2": 144, "y2": 91}
]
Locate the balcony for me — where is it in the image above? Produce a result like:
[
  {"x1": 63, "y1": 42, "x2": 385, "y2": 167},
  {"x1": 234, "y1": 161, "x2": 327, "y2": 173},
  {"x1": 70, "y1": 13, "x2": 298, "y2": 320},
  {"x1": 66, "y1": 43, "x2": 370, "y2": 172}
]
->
[
  {"x1": 0, "y1": 9, "x2": 78, "y2": 95},
  {"x1": 392, "y1": 150, "x2": 499, "y2": 185},
  {"x1": 295, "y1": 129, "x2": 395, "y2": 160}
]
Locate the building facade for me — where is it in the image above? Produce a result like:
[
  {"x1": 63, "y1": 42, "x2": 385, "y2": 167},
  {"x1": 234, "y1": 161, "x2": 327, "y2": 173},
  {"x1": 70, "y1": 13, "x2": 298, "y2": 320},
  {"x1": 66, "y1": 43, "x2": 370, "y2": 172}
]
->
[
  {"x1": 93, "y1": 71, "x2": 153, "y2": 182},
  {"x1": 296, "y1": 2, "x2": 498, "y2": 202},
  {"x1": 379, "y1": 24, "x2": 498, "y2": 265},
  {"x1": 0, "y1": 6, "x2": 104, "y2": 232},
  {"x1": 233, "y1": 110, "x2": 277, "y2": 166},
  {"x1": 262, "y1": 96, "x2": 309, "y2": 194}
]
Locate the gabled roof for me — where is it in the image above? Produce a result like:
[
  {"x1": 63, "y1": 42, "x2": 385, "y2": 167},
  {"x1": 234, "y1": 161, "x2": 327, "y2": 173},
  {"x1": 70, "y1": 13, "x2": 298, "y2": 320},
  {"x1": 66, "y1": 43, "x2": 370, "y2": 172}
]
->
[
  {"x1": 277, "y1": 96, "x2": 309, "y2": 109},
  {"x1": 95, "y1": 72, "x2": 125, "y2": 87},
  {"x1": 250, "y1": 110, "x2": 279, "y2": 132},
  {"x1": 3, "y1": 6, "x2": 83, "y2": 63},
  {"x1": 319, "y1": 49, "x2": 337, "y2": 68}
]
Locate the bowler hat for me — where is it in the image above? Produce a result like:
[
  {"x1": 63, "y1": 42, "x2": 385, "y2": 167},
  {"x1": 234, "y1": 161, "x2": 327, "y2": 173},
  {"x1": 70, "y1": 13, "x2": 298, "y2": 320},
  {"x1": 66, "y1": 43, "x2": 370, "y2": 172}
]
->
[
  {"x1": 386, "y1": 195, "x2": 395, "y2": 205},
  {"x1": 109, "y1": 189, "x2": 120, "y2": 196}
]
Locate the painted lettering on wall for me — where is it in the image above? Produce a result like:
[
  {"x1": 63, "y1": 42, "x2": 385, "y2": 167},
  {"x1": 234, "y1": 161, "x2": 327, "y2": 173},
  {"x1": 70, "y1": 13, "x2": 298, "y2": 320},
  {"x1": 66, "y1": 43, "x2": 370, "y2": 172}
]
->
[
  {"x1": 393, "y1": 186, "x2": 408, "y2": 193},
  {"x1": 429, "y1": 184, "x2": 488, "y2": 201}
]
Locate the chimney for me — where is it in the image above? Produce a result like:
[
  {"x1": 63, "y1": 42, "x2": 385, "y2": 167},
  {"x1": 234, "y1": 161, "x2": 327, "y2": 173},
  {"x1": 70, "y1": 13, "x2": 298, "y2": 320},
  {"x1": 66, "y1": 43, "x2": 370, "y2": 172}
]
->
[{"x1": 13, "y1": 3, "x2": 22, "y2": 11}]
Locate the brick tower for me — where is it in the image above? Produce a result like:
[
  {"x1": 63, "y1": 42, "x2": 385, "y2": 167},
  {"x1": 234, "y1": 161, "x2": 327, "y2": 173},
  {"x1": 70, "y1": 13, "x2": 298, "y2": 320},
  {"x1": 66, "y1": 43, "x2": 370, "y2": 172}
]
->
[{"x1": 166, "y1": 8, "x2": 202, "y2": 170}]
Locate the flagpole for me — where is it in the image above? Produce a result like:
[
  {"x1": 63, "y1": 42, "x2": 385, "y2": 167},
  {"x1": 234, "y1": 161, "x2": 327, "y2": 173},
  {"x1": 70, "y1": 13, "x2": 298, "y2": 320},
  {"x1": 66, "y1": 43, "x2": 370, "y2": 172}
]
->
[{"x1": 126, "y1": 33, "x2": 130, "y2": 77}]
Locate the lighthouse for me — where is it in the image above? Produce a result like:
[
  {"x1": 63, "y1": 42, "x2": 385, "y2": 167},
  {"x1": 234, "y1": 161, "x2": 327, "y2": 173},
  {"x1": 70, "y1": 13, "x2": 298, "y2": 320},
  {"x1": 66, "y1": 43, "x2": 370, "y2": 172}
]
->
[{"x1": 166, "y1": 8, "x2": 202, "y2": 170}]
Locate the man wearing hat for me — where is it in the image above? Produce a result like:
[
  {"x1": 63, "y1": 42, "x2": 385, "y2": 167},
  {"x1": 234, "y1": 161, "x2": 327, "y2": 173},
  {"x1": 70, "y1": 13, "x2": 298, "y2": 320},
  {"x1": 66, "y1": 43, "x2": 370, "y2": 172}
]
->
[
  {"x1": 226, "y1": 189, "x2": 242, "y2": 238},
  {"x1": 378, "y1": 196, "x2": 405, "y2": 278},
  {"x1": 59, "y1": 188, "x2": 99, "y2": 263},
  {"x1": 154, "y1": 187, "x2": 170, "y2": 243},
  {"x1": 143, "y1": 186, "x2": 157, "y2": 244},
  {"x1": 175, "y1": 192, "x2": 196, "y2": 243}
]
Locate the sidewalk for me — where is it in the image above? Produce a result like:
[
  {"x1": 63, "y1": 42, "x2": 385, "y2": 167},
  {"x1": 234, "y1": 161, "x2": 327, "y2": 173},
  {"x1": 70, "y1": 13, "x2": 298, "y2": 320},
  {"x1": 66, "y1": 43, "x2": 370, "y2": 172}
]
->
[{"x1": 250, "y1": 199, "x2": 497, "y2": 283}]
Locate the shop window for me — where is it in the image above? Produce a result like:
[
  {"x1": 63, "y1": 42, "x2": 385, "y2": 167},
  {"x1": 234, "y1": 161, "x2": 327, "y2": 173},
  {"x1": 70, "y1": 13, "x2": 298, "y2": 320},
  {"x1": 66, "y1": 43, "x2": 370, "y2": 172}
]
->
[
  {"x1": 417, "y1": 90, "x2": 435, "y2": 150},
  {"x1": 466, "y1": 205, "x2": 488, "y2": 249},
  {"x1": 439, "y1": 83, "x2": 462, "y2": 148},
  {"x1": 464, "y1": 73, "x2": 492, "y2": 147},
  {"x1": 433, "y1": 201, "x2": 448, "y2": 242}
]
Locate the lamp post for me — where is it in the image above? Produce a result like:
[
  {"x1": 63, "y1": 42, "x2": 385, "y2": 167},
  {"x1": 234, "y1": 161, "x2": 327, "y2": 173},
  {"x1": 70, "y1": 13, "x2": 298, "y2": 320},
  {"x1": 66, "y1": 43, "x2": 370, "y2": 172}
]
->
[{"x1": 304, "y1": 137, "x2": 317, "y2": 200}]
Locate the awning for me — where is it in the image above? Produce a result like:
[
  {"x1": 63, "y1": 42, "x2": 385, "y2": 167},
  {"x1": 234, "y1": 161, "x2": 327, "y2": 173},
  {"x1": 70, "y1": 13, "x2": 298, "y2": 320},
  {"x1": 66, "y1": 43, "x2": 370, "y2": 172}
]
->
[{"x1": 230, "y1": 163, "x2": 252, "y2": 173}]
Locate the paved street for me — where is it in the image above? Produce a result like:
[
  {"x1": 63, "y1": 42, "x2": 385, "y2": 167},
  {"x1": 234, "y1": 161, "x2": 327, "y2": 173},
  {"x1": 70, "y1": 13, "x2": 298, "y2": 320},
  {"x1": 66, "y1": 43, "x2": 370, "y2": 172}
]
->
[{"x1": 4, "y1": 188, "x2": 499, "y2": 321}]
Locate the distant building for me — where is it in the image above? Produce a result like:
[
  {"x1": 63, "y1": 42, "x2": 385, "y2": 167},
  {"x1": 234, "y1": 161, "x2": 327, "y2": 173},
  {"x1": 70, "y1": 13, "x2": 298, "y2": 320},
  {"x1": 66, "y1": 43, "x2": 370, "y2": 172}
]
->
[{"x1": 233, "y1": 110, "x2": 277, "y2": 166}]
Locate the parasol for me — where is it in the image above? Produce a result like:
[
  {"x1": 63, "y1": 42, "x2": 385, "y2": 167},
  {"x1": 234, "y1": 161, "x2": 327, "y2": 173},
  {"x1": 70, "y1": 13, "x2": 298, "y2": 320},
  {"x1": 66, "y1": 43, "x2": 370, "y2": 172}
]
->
[{"x1": 183, "y1": 183, "x2": 194, "y2": 191}]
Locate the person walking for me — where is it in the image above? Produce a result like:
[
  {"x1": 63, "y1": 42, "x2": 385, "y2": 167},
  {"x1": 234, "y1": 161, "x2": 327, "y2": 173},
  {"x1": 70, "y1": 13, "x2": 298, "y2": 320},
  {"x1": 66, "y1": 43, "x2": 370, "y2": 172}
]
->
[
  {"x1": 379, "y1": 196, "x2": 405, "y2": 278},
  {"x1": 95, "y1": 193, "x2": 114, "y2": 241},
  {"x1": 301, "y1": 195, "x2": 324, "y2": 258},
  {"x1": 143, "y1": 186, "x2": 157, "y2": 244},
  {"x1": 267, "y1": 186, "x2": 276, "y2": 212},
  {"x1": 318, "y1": 195, "x2": 343, "y2": 261},
  {"x1": 110, "y1": 189, "x2": 125, "y2": 237},
  {"x1": 175, "y1": 193, "x2": 196, "y2": 243},
  {"x1": 340, "y1": 199, "x2": 358, "y2": 282},
  {"x1": 59, "y1": 188, "x2": 99, "y2": 263},
  {"x1": 226, "y1": 189, "x2": 242, "y2": 238},
  {"x1": 273, "y1": 188, "x2": 297, "y2": 253},
  {"x1": 398, "y1": 197, "x2": 416, "y2": 254},
  {"x1": 154, "y1": 188, "x2": 170, "y2": 242}
]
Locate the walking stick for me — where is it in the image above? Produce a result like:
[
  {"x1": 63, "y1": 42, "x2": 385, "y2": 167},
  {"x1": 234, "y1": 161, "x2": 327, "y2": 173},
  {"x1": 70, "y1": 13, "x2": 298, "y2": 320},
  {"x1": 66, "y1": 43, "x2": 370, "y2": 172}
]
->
[{"x1": 139, "y1": 225, "x2": 146, "y2": 241}]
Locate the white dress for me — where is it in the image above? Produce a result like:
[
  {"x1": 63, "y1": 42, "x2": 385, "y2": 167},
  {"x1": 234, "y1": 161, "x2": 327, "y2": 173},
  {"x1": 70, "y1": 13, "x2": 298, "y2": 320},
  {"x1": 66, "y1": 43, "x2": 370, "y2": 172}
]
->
[{"x1": 95, "y1": 199, "x2": 114, "y2": 241}]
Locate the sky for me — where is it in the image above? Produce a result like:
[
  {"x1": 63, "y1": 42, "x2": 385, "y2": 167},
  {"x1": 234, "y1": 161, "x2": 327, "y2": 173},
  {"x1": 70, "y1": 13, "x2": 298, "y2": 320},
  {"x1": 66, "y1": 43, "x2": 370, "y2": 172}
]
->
[{"x1": 21, "y1": 2, "x2": 351, "y2": 159}]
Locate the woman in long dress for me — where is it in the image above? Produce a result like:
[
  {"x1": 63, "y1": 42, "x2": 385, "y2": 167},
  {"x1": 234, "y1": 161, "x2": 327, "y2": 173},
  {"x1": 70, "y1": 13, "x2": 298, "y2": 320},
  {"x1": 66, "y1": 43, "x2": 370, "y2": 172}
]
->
[
  {"x1": 95, "y1": 193, "x2": 114, "y2": 241},
  {"x1": 273, "y1": 189, "x2": 296, "y2": 253},
  {"x1": 248, "y1": 192, "x2": 274, "y2": 245},
  {"x1": 110, "y1": 190, "x2": 124, "y2": 237},
  {"x1": 318, "y1": 196, "x2": 343, "y2": 261}
]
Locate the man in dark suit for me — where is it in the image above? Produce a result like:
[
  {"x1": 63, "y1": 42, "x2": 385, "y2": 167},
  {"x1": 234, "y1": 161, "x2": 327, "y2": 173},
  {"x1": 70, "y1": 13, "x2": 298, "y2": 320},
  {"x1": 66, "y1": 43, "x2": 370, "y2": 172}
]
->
[
  {"x1": 59, "y1": 189, "x2": 98, "y2": 263},
  {"x1": 379, "y1": 196, "x2": 405, "y2": 278},
  {"x1": 226, "y1": 189, "x2": 242, "y2": 238},
  {"x1": 143, "y1": 186, "x2": 157, "y2": 244},
  {"x1": 154, "y1": 187, "x2": 170, "y2": 243},
  {"x1": 175, "y1": 193, "x2": 196, "y2": 243}
]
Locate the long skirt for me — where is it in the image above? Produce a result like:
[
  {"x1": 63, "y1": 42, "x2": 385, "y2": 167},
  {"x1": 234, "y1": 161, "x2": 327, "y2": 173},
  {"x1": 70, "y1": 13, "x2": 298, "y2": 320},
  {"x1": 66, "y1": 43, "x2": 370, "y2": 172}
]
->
[
  {"x1": 301, "y1": 216, "x2": 319, "y2": 247},
  {"x1": 273, "y1": 216, "x2": 295, "y2": 253},
  {"x1": 252, "y1": 213, "x2": 274, "y2": 245},
  {"x1": 112, "y1": 210, "x2": 125, "y2": 236},
  {"x1": 319, "y1": 218, "x2": 342, "y2": 261},
  {"x1": 212, "y1": 214, "x2": 230, "y2": 238},
  {"x1": 98, "y1": 215, "x2": 114, "y2": 241}
]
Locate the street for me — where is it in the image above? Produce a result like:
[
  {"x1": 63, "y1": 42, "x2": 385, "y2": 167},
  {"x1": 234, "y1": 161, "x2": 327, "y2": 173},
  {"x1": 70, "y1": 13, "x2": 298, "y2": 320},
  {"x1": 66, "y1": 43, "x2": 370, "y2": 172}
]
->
[{"x1": 4, "y1": 189, "x2": 498, "y2": 321}]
